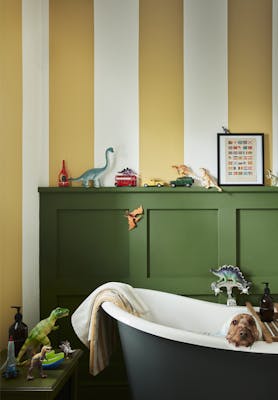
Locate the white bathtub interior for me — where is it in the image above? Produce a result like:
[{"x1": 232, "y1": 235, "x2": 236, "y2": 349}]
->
[{"x1": 102, "y1": 287, "x2": 278, "y2": 355}]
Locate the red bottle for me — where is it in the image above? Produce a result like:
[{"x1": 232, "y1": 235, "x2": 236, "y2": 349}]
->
[{"x1": 58, "y1": 160, "x2": 69, "y2": 187}]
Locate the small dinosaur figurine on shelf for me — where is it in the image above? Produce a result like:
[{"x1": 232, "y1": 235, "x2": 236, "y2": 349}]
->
[
  {"x1": 172, "y1": 164, "x2": 192, "y2": 177},
  {"x1": 27, "y1": 345, "x2": 52, "y2": 380},
  {"x1": 199, "y1": 168, "x2": 222, "y2": 192},
  {"x1": 266, "y1": 169, "x2": 278, "y2": 186},
  {"x1": 69, "y1": 147, "x2": 114, "y2": 188},
  {"x1": 16, "y1": 307, "x2": 69, "y2": 364}
]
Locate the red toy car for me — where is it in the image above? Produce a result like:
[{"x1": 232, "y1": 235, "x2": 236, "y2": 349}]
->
[{"x1": 115, "y1": 174, "x2": 137, "y2": 187}]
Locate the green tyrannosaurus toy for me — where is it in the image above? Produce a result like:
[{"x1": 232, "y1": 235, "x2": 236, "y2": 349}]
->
[{"x1": 16, "y1": 307, "x2": 69, "y2": 364}]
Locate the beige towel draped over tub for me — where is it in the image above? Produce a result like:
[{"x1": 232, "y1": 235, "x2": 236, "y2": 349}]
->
[{"x1": 71, "y1": 282, "x2": 149, "y2": 376}]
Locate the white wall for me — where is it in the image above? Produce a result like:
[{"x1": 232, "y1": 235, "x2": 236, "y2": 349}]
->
[
  {"x1": 94, "y1": 0, "x2": 139, "y2": 185},
  {"x1": 22, "y1": 0, "x2": 49, "y2": 327},
  {"x1": 183, "y1": 0, "x2": 228, "y2": 178}
]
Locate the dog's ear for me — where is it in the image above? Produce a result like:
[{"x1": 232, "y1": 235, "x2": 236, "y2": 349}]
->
[
  {"x1": 226, "y1": 325, "x2": 235, "y2": 342},
  {"x1": 246, "y1": 315, "x2": 260, "y2": 340}
]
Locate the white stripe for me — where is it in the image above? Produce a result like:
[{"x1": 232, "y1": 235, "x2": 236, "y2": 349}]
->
[
  {"x1": 22, "y1": 0, "x2": 49, "y2": 328},
  {"x1": 273, "y1": 0, "x2": 278, "y2": 174},
  {"x1": 94, "y1": 0, "x2": 139, "y2": 186},
  {"x1": 183, "y1": 0, "x2": 228, "y2": 179}
]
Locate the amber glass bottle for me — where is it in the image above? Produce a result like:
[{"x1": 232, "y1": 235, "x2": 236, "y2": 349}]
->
[{"x1": 259, "y1": 282, "x2": 274, "y2": 322}]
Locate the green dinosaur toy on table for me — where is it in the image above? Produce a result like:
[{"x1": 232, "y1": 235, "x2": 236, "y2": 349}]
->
[{"x1": 16, "y1": 307, "x2": 69, "y2": 364}]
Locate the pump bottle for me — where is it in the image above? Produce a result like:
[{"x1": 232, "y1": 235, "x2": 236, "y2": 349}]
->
[
  {"x1": 8, "y1": 306, "x2": 28, "y2": 357},
  {"x1": 259, "y1": 282, "x2": 274, "y2": 322}
]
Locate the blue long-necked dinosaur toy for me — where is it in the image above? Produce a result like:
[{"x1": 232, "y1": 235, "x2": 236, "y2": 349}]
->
[{"x1": 69, "y1": 147, "x2": 114, "y2": 188}]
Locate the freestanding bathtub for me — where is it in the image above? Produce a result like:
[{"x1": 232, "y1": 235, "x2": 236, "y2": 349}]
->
[{"x1": 102, "y1": 288, "x2": 278, "y2": 400}]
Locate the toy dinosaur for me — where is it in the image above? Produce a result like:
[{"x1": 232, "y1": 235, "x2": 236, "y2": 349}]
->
[
  {"x1": 222, "y1": 126, "x2": 230, "y2": 134},
  {"x1": 172, "y1": 164, "x2": 192, "y2": 177},
  {"x1": 266, "y1": 169, "x2": 278, "y2": 186},
  {"x1": 118, "y1": 167, "x2": 136, "y2": 176},
  {"x1": 200, "y1": 167, "x2": 222, "y2": 192},
  {"x1": 27, "y1": 345, "x2": 52, "y2": 380},
  {"x1": 16, "y1": 307, "x2": 69, "y2": 364},
  {"x1": 59, "y1": 340, "x2": 75, "y2": 358},
  {"x1": 125, "y1": 205, "x2": 144, "y2": 231},
  {"x1": 210, "y1": 265, "x2": 250, "y2": 287},
  {"x1": 69, "y1": 147, "x2": 114, "y2": 188}
]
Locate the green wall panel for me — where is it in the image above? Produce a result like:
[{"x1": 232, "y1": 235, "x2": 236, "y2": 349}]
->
[
  {"x1": 57, "y1": 209, "x2": 129, "y2": 278},
  {"x1": 39, "y1": 186, "x2": 278, "y2": 298},
  {"x1": 238, "y1": 209, "x2": 278, "y2": 278},
  {"x1": 148, "y1": 209, "x2": 218, "y2": 277},
  {"x1": 39, "y1": 186, "x2": 278, "y2": 399}
]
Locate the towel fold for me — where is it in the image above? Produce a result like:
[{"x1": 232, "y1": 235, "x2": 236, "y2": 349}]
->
[{"x1": 71, "y1": 282, "x2": 149, "y2": 375}]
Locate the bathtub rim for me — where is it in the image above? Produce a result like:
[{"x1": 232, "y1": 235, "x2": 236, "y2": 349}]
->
[{"x1": 101, "y1": 287, "x2": 278, "y2": 355}]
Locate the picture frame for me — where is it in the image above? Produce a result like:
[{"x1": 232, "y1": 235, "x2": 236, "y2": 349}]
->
[{"x1": 217, "y1": 133, "x2": 264, "y2": 186}]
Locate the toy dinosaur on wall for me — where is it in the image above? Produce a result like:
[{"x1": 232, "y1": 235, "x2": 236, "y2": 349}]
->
[
  {"x1": 125, "y1": 206, "x2": 144, "y2": 231},
  {"x1": 69, "y1": 147, "x2": 114, "y2": 188},
  {"x1": 16, "y1": 307, "x2": 69, "y2": 364}
]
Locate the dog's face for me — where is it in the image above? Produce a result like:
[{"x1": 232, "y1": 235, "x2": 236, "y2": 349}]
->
[{"x1": 226, "y1": 313, "x2": 259, "y2": 347}]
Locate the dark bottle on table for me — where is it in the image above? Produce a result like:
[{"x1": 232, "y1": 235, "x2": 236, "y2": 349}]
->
[
  {"x1": 8, "y1": 306, "x2": 28, "y2": 357},
  {"x1": 259, "y1": 282, "x2": 274, "y2": 322}
]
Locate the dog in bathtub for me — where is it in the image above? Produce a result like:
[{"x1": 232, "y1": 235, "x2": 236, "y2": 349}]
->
[{"x1": 222, "y1": 313, "x2": 262, "y2": 347}]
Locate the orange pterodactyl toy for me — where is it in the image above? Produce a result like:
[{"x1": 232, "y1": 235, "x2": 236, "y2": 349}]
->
[{"x1": 125, "y1": 205, "x2": 144, "y2": 231}]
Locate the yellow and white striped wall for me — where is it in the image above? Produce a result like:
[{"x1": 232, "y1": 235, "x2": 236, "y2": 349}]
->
[{"x1": 0, "y1": 0, "x2": 277, "y2": 347}]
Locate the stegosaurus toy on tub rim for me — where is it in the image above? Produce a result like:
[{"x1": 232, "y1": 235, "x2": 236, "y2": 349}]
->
[{"x1": 210, "y1": 265, "x2": 252, "y2": 306}]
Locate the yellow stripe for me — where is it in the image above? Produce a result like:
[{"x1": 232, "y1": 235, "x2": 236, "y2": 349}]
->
[
  {"x1": 49, "y1": 0, "x2": 94, "y2": 185},
  {"x1": 0, "y1": 0, "x2": 22, "y2": 349},
  {"x1": 228, "y1": 0, "x2": 272, "y2": 171},
  {"x1": 139, "y1": 0, "x2": 184, "y2": 184}
]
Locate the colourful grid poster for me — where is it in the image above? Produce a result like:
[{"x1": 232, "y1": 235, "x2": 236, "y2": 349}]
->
[{"x1": 225, "y1": 137, "x2": 257, "y2": 183}]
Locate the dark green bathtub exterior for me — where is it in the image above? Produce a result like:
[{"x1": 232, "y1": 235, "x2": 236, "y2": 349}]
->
[
  {"x1": 117, "y1": 320, "x2": 278, "y2": 400},
  {"x1": 39, "y1": 186, "x2": 278, "y2": 398}
]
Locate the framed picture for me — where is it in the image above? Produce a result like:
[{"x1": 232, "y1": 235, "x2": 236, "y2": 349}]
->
[{"x1": 217, "y1": 133, "x2": 264, "y2": 186}]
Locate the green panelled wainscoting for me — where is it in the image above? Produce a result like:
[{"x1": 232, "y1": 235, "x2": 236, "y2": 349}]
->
[{"x1": 39, "y1": 186, "x2": 278, "y2": 398}]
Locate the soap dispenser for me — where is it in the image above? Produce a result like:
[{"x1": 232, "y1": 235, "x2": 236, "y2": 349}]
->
[
  {"x1": 259, "y1": 282, "x2": 274, "y2": 322},
  {"x1": 8, "y1": 306, "x2": 28, "y2": 357}
]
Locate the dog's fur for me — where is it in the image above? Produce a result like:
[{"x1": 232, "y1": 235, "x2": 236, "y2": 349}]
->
[{"x1": 226, "y1": 313, "x2": 260, "y2": 347}]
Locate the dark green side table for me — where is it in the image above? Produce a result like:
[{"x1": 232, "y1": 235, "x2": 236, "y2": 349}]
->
[{"x1": 0, "y1": 349, "x2": 83, "y2": 400}]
